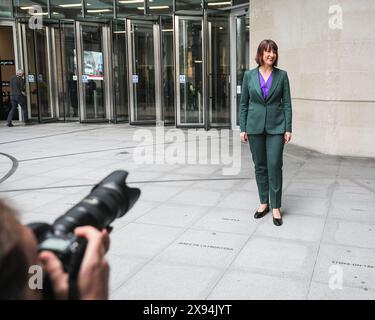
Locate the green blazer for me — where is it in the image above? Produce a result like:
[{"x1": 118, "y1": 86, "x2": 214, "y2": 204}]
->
[{"x1": 239, "y1": 66, "x2": 292, "y2": 134}]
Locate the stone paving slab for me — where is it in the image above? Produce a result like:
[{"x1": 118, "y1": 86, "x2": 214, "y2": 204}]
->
[
  {"x1": 0, "y1": 122, "x2": 374, "y2": 300},
  {"x1": 208, "y1": 270, "x2": 310, "y2": 300},
  {"x1": 322, "y1": 219, "x2": 375, "y2": 249},
  {"x1": 328, "y1": 198, "x2": 375, "y2": 223},
  {"x1": 307, "y1": 281, "x2": 375, "y2": 300},
  {"x1": 135, "y1": 203, "x2": 208, "y2": 228},
  {"x1": 156, "y1": 229, "x2": 249, "y2": 268},
  {"x1": 281, "y1": 195, "x2": 329, "y2": 217},
  {"x1": 110, "y1": 223, "x2": 183, "y2": 258},
  {"x1": 254, "y1": 215, "x2": 325, "y2": 242},
  {"x1": 168, "y1": 189, "x2": 224, "y2": 207},
  {"x1": 191, "y1": 207, "x2": 258, "y2": 235},
  {"x1": 110, "y1": 261, "x2": 224, "y2": 300},
  {"x1": 231, "y1": 236, "x2": 319, "y2": 280},
  {"x1": 216, "y1": 191, "x2": 260, "y2": 210},
  {"x1": 311, "y1": 244, "x2": 375, "y2": 291}
]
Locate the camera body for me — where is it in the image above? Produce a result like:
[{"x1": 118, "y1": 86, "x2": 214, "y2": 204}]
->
[{"x1": 38, "y1": 231, "x2": 87, "y2": 276}]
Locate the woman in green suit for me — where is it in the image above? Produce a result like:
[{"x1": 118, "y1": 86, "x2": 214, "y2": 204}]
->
[{"x1": 239, "y1": 39, "x2": 292, "y2": 226}]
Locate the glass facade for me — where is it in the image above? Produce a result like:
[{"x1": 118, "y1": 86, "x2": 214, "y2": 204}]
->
[{"x1": 1, "y1": 0, "x2": 250, "y2": 128}]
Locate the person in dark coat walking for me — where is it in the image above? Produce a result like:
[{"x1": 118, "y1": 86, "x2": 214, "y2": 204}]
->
[{"x1": 6, "y1": 69, "x2": 28, "y2": 127}]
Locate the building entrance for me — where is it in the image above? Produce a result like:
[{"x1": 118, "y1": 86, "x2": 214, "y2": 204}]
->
[{"x1": 0, "y1": 24, "x2": 16, "y2": 122}]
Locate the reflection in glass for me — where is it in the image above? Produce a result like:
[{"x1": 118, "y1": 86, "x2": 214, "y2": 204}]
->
[
  {"x1": 130, "y1": 22, "x2": 156, "y2": 122},
  {"x1": 236, "y1": 15, "x2": 249, "y2": 126},
  {"x1": 233, "y1": 0, "x2": 249, "y2": 5},
  {"x1": 25, "y1": 28, "x2": 38, "y2": 119},
  {"x1": 50, "y1": 0, "x2": 82, "y2": 19},
  {"x1": 178, "y1": 19, "x2": 203, "y2": 124},
  {"x1": 35, "y1": 28, "x2": 52, "y2": 119},
  {"x1": 81, "y1": 25, "x2": 105, "y2": 120},
  {"x1": 54, "y1": 27, "x2": 64, "y2": 119},
  {"x1": 0, "y1": 0, "x2": 12, "y2": 17},
  {"x1": 175, "y1": 0, "x2": 202, "y2": 13},
  {"x1": 14, "y1": 0, "x2": 48, "y2": 17},
  {"x1": 84, "y1": 0, "x2": 113, "y2": 19},
  {"x1": 147, "y1": 0, "x2": 173, "y2": 14},
  {"x1": 25, "y1": 27, "x2": 52, "y2": 120},
  {"x1": 161, "y1": 16, "x2": 174, "y2": 124},
  {"x1": 206, "y1": 0, "x2": 231, "y2": 9},
  {"x1": 55, "y1": 23, "x2": 78, "y2": 120},
  {"x1": 209, "y1": 16, "x2": 230, "y2": 126},
  {"x1": 116, "y1": 0, "x2": 141, "y2": 17},
  {"x1": 113, "y1": 20, "x2": 128, "y2": 121}
]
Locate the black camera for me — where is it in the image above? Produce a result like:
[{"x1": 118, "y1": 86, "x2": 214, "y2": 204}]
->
[{"x1": 27, "y1": 170, "x2": 140, "y2": 299}]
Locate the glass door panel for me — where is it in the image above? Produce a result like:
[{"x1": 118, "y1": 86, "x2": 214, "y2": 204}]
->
[
  {"x1": 208, "y1": 15, "x2": 230, "y2": 127},
  {"x1": 55, "y1": 22, "x2": 79, "y2": 120},
  {"x1": 128, "y1": 20, "x2": 156, "y2": 123},
  {"x1": 23, "y1": 25, "x2": 54, "y2": 122},
  {"x1": 25, "y1": 27, "x2": 38, "y2": 120},
  {"x1": 35, "y1": 28, "x2": 52, "y2": 120},
  {"x1": 113, "y1": 20, "x2": 128, "y2": 122},
  {"x1": 176, "y1": 17, "x2": 203, "y2": 126},
  {"x1": 78, "y1": 23, "x2": 106, "y2": 121},
  {"x1": 161, "y1": 16, "x2": 175, "y2": 125}
]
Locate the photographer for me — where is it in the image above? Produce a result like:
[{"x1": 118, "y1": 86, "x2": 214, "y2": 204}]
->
[{"x1": 0, "y1": 199, "x2": 110, "y2": 300}]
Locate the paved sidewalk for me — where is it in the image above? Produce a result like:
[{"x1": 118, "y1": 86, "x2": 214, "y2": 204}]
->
[{"x1": 1, "y1": 122, "x2": 375, "y2": 300}]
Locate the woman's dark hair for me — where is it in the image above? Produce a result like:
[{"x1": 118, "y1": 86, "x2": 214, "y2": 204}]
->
[{"x1": 255, "y1": 39, "x2": 278, "y2": 66}]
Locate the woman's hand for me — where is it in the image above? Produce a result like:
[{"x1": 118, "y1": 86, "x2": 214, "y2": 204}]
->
[
  {"x1": 284, "y1": 132, "x2": 292, "y2": 144},
  {"x1": 240, "y1": 132, "x2": 248, "y2": 143}
]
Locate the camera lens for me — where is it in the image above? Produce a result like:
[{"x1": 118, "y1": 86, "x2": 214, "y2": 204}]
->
[{"x1": 52, "y1": 170, "x2": 140, "y2": 235}]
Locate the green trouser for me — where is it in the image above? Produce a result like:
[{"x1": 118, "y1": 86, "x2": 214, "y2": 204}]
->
[{"x1": 248, "y1": 132, "x2": 285, "y2": 209}]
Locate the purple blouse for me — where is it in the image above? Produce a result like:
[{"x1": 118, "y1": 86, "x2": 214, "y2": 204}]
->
[{"x1": 259, "y1": 71, "x2": 273, "y2": 99}]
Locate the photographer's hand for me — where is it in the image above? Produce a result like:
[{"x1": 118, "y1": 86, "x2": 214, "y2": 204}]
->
[
  {"x1": 74, "y1": 226, "x2": 110, "y2": 300},
  {"x1": 38, "y1": 227, "x2": 110, "y2": 300},
  {"x1": 38, "y1": 251, "x2": 69, "y2": 299}
]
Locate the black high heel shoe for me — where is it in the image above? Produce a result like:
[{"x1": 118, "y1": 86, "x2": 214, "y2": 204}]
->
[
  {"x1": 254, "y1": 205, "x2": 270, "y2": 219},
  {"x1": 272, "y1": 210, "x2": 283, "y2": 226}
]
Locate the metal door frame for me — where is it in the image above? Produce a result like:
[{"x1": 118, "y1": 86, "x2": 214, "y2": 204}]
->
[
  {"x1": 76, "y1": 21, "x2": 112, "y2": 122},
  {"x1": 127, "y1": 19, "x2": 161, "y2": 125}
]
